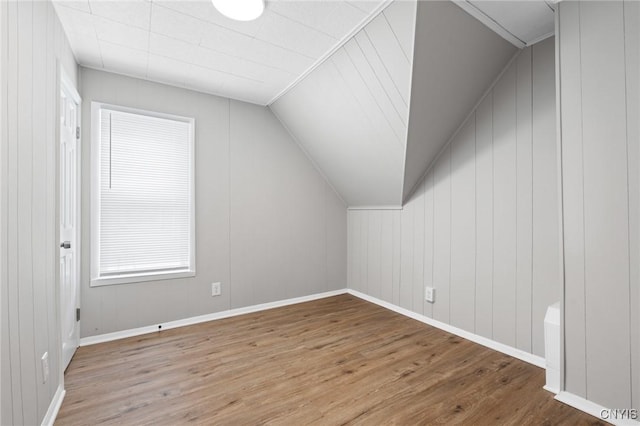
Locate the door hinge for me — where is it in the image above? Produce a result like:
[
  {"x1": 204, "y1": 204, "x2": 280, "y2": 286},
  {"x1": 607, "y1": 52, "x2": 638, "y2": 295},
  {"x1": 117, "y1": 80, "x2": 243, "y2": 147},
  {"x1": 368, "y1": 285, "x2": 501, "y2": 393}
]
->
[
  {"x1": 76, "y1": 308, "x2": 80, "y2": 322},
  {"x1": 76, "y1": 126, "x2": 80, "y2": 140}
]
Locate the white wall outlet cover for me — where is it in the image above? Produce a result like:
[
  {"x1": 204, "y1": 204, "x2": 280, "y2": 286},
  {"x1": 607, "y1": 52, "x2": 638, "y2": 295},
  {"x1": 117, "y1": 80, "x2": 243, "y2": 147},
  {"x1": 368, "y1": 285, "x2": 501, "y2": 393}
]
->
[
  {"x1": 211, "y1": 282, "x2": 221, "y2": 296},
  {"x1": 41, "y1": 352, "x2": 49, "y2": 383},
  {"x1": 425, "y1": 286, "x2": 435, "y2": 303}
]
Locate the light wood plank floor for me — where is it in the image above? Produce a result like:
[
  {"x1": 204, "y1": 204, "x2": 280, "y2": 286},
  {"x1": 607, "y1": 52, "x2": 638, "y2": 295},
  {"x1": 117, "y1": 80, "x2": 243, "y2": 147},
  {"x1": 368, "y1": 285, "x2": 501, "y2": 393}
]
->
[{"x1": 56, "y1": 294, "x2": 603, "y2": 425}]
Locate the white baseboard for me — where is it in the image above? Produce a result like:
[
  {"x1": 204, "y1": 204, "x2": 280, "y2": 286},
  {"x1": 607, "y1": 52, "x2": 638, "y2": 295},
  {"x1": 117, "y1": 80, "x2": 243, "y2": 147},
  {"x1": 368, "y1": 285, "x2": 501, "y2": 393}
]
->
[
  {"x1": 41, "y1": 385, "x2": 65, "y2": 426},
  {"x1": 346, "y1": 289, "x2": 546, "y2": 369},
  {"x1": 555, "y1": 391, "x2": 640, "y2": 426},
  {"x1": 80, "y1": 289, "x2": 348, "y2": 346},
  {"x1": 77, "y1": 288, "x2": 639, "y2": 426},
  {"x1": 81, "y1": 287, "x2": 546, "y2": 371},
  {"x1": 543, "y1": 384, "x2": 560, "y2": 394}
]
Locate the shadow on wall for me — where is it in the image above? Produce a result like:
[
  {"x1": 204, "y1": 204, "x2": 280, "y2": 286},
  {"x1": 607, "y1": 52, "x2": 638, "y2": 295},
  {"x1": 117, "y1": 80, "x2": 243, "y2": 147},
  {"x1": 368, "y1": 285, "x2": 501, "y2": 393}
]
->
[{"x1": 349, "y1": 36, "x2": 559, "y2": 359}]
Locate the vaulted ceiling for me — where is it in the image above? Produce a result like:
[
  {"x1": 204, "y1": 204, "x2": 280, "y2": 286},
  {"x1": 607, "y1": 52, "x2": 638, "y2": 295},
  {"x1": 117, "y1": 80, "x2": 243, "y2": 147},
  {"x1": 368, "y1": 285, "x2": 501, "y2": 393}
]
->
[
  {"x1": 271, "y1": 0, "x2": 416, "y2": 207},
  {"x1": 54, "y1": 0, "x2": 555, "y2": 207}
]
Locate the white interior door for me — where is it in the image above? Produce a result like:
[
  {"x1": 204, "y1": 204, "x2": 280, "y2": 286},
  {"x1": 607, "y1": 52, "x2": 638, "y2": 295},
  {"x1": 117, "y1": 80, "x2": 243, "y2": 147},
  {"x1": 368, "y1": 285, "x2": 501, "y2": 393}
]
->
[{"x1": 60, "y1": 74, "x2": 81, "y2": 371}]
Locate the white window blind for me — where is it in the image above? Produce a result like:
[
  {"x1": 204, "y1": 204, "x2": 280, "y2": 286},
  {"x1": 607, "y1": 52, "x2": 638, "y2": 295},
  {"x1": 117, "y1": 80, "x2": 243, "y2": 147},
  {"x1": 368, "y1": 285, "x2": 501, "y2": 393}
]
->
[{"x1": 91, "y1": 104, "x2": 195, "y2": 285}]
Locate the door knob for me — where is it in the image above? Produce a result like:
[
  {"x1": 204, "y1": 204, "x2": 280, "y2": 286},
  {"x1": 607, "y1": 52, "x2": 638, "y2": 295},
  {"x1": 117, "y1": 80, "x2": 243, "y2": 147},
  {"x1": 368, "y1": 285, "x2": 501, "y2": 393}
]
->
[{"x1": 60, "y1": 241, "x2": 71, "y2": 249}]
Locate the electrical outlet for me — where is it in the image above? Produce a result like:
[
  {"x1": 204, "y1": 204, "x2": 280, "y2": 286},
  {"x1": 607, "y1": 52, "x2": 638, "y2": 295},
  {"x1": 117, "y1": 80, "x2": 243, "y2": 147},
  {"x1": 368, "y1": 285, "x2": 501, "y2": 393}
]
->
[
  {"x1": 41, "y1": 352, "x2": 49, "y2": 384},
  {"x1": 425, "y1": 286, "x2": 435, "y2": 303},
  {"x1": 211, "y1": 282, "x2": 221, "y2": 297}
]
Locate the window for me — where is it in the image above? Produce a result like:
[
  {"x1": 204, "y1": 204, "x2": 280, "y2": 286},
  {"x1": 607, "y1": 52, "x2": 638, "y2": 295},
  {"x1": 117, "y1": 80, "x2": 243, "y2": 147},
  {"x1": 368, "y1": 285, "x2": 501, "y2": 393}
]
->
[{"x1": 91, "y1": 103, "x2": 195, "y2": 286}]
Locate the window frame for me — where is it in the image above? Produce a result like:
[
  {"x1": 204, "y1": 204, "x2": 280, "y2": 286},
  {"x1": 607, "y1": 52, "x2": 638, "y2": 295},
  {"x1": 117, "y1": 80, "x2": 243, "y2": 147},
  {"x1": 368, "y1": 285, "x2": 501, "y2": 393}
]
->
[{"x1": 90, "y1": 102, "x2": 196, "y2": 287}]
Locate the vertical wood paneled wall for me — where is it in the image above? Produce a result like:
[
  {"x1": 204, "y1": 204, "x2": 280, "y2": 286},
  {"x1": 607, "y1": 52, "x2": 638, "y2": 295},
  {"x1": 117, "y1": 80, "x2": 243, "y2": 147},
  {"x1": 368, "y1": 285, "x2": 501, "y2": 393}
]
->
[
  {"x1": 558, "y1": 0, "x2": 639, "y2": 411},
  {"x1": 348, "y1": 38, "x2": 559, "y2": 358},
  {"x1": 79, "y1": 69, "x2": 347, "y2": 339},
  {"x1": 0, "y1": 1, "x2": 78, "y2": 424}
]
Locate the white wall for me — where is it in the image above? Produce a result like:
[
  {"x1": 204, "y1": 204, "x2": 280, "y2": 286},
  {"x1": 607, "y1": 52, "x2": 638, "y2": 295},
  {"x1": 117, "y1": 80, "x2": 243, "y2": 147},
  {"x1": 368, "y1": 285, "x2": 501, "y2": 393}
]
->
[
  {"x1": 79, "y1": 68, "x2": 347, "y2": 338},
  {"x1": 348, "y1": 38, "x2": 559, "y2": 358},
  {"x1": 0, "y1": 1, "x2": 78, "y2": 424},
  {"x1": 558, "y1": 0, "x2": 639, "y2": 411}
]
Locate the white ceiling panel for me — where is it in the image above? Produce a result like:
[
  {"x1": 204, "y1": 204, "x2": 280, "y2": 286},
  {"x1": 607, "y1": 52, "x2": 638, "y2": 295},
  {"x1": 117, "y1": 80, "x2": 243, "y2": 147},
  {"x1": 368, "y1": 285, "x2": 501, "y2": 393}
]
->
[
  {"x1": 94, "y1": 16, "x2": 150, "y2": 51},
  {"x1": 253, "y1": 12, "x2": 338, "y2": 58},
  {"x1": 469, "y1": 1, "x2": 554, "y2": 44},
  {"x1": 146, "y1": 54, "x2": 187, "y2": 86},
  {"x1": 149, "y1": 3, "x2": 207, "y2": 45},
  {"x1": 54, "y1": 0, "x2": 386, "y2": 105},
  {"x1": 221, "y1": 79, "x2": 282, "y2": 106},
  {"x1": 271, "y1": 1, "x2": 415, "y2": 207},
  {"x1": 153, "y1": 0, "x2": 268, "y2": 37},
  {"x1": 364, "y1": 12, "x2": 411, "y2": 105},
  {"x1": 318, "y1": 3, "x2": 370, "y2": 39},
  {"x1": 148, "y1": 32, "x2": 197, "y2": 64},
  {"x1": 242, "y1": 38, "x2": 315, "y2": 75},
  {"x1": 347, "y1": 1, "x2": 386, "y2": 14},
  {"x1": 89, "y1": 0, "x2": 151, "y2": 30},
  {"x1": 382, "y1": 0, "x2": 417, "y2": 61},
  {"x1": 183, "y1": 64, "x2": 226, "y2": 95},
  {"x1": 353, "y1": 30, "x2": 407, "y2": 123},
  {"x1": 99, "y1": 41, "x2": 149, "y2": 76},
  {"x1": 342, "y1": 38, "x2": 406, "y2": 142},
  {"x1": 55, "y1": 0, "x2": 91, "y2": 13},
  {"x1": 192, "y1": 46, "x2": 293, "y2": 85},
  {"x1": 268, "y1": 1, "x2": 341, "y2": 34},
  {"x1": 198, "y1": 24, "x2": 254, "y2": 58},
  {"x1": 456, "y1": 1, "x2": 555, "y2": 47},
  {"x1": 269, "y1": 1, "x2": 368, "y2": 39}
]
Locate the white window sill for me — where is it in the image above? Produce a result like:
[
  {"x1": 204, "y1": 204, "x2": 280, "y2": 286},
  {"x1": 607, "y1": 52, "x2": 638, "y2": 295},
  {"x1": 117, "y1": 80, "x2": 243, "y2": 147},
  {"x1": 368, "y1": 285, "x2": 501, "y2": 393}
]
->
[{"x1": 90, "y1": 269, "x2": 195, "y2": 287}]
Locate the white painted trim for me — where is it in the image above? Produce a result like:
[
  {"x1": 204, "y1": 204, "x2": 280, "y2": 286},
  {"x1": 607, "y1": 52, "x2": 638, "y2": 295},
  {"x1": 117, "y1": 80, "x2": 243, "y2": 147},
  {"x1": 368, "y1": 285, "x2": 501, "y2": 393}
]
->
[
  {"x1": 348, "y1": 205, "x2": 403, "y2": 211},
  {"x1": 89, "y1": 102, "x2": 196, "y2": 287},
  {"x1": 80, "y1": 289, "x2": 348, "y2": 346},
  {"x1": 399, "y1": 0, "x2": 419, "y2": 203},
  {"x1": 74, "y1": 287, "x2": 636, "y2": 426},
  {"x1": 452, "y1": 1, "x2": 526, "y2": 48},
  {"x1": 81, "y1": 65, "x2": 266, "y2": 107},
  {"x1": 0, "y1": 2, "x2": 6, "y2": 424},
  {"x1": 41, "y1": 385, "x2": 66, "y2": 426},
  {"x1": 59, "y1": 63, "x2": 82, "y2": 373},
  {"x1": 60, "y1": 69, "x2": 80, "y2": 105},
  {"x1": 54, "y1": 59, "x2": 66, "y2": 425},
  {"x1": 543, "y1": 384, "x2": 560, "y2": 394},
  {"x1": 91, "y1": 269, "x2": 196, "y2": 287},
  {"x1": 267, "y1": 0, "x2": 394, "y2": 106},
  {"x1": 527, "y1": 31, "x2": 555, "y2": 47},
  {"x1": 346, "y1": 289, "x2": 546, "y2": 369},
  {"x1": 81, "y1": 286, "x2": 546, "y2": 370},
  {"x1": 553, "y1": 6, "x2": 567, "y2": 395},
  {"x1": 555, "y1": 391, "x2": 640, "y2": 426}
]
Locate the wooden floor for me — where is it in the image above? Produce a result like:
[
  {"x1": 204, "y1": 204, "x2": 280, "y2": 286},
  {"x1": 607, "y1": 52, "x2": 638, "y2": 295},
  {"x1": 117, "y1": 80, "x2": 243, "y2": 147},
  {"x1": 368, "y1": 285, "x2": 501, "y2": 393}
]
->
[{"x1": 56, "y1": 295, "x2": 602, "y2": 425}]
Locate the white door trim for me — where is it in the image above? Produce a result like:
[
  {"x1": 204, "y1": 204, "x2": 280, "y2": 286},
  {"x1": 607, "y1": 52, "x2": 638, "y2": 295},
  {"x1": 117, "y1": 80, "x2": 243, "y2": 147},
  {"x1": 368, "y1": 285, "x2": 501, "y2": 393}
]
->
[{"x1": 58, "y1": 64, "x2": 81, "y2": 373}]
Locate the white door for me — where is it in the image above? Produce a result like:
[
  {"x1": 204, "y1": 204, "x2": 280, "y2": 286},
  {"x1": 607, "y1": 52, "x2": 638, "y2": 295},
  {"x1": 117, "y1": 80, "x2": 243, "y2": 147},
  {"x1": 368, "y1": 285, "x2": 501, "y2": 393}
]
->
[{"x1": 60, "y1": 74, "x2": 81, "y2": 371}]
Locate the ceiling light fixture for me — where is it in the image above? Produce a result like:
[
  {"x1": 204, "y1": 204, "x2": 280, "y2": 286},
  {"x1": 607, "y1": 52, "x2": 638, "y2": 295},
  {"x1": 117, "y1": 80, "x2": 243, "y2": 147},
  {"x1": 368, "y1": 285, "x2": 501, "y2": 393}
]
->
[{"x1": 212, "y1": 0, "x2": 265, "y2": 22}]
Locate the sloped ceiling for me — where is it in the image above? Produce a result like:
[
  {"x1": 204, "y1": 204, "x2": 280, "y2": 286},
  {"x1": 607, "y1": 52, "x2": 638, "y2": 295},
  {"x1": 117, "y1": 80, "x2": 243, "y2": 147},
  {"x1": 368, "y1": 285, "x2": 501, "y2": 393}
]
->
[
  {"x1": 459, "y1": 1, "x2": 555, "y2": 47},
  {"x1": 273, "y1": 0, "x2": 517, "y2": 207},
  {"x1": 53, "y1": 0, "x2": 549, "y2": 207},
  {"x1": 271, "y1": 0, "x2": 416, "y2": 207},
  {"x1": 402, "y1": 1, "x2": 517, "y2": 202}
]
